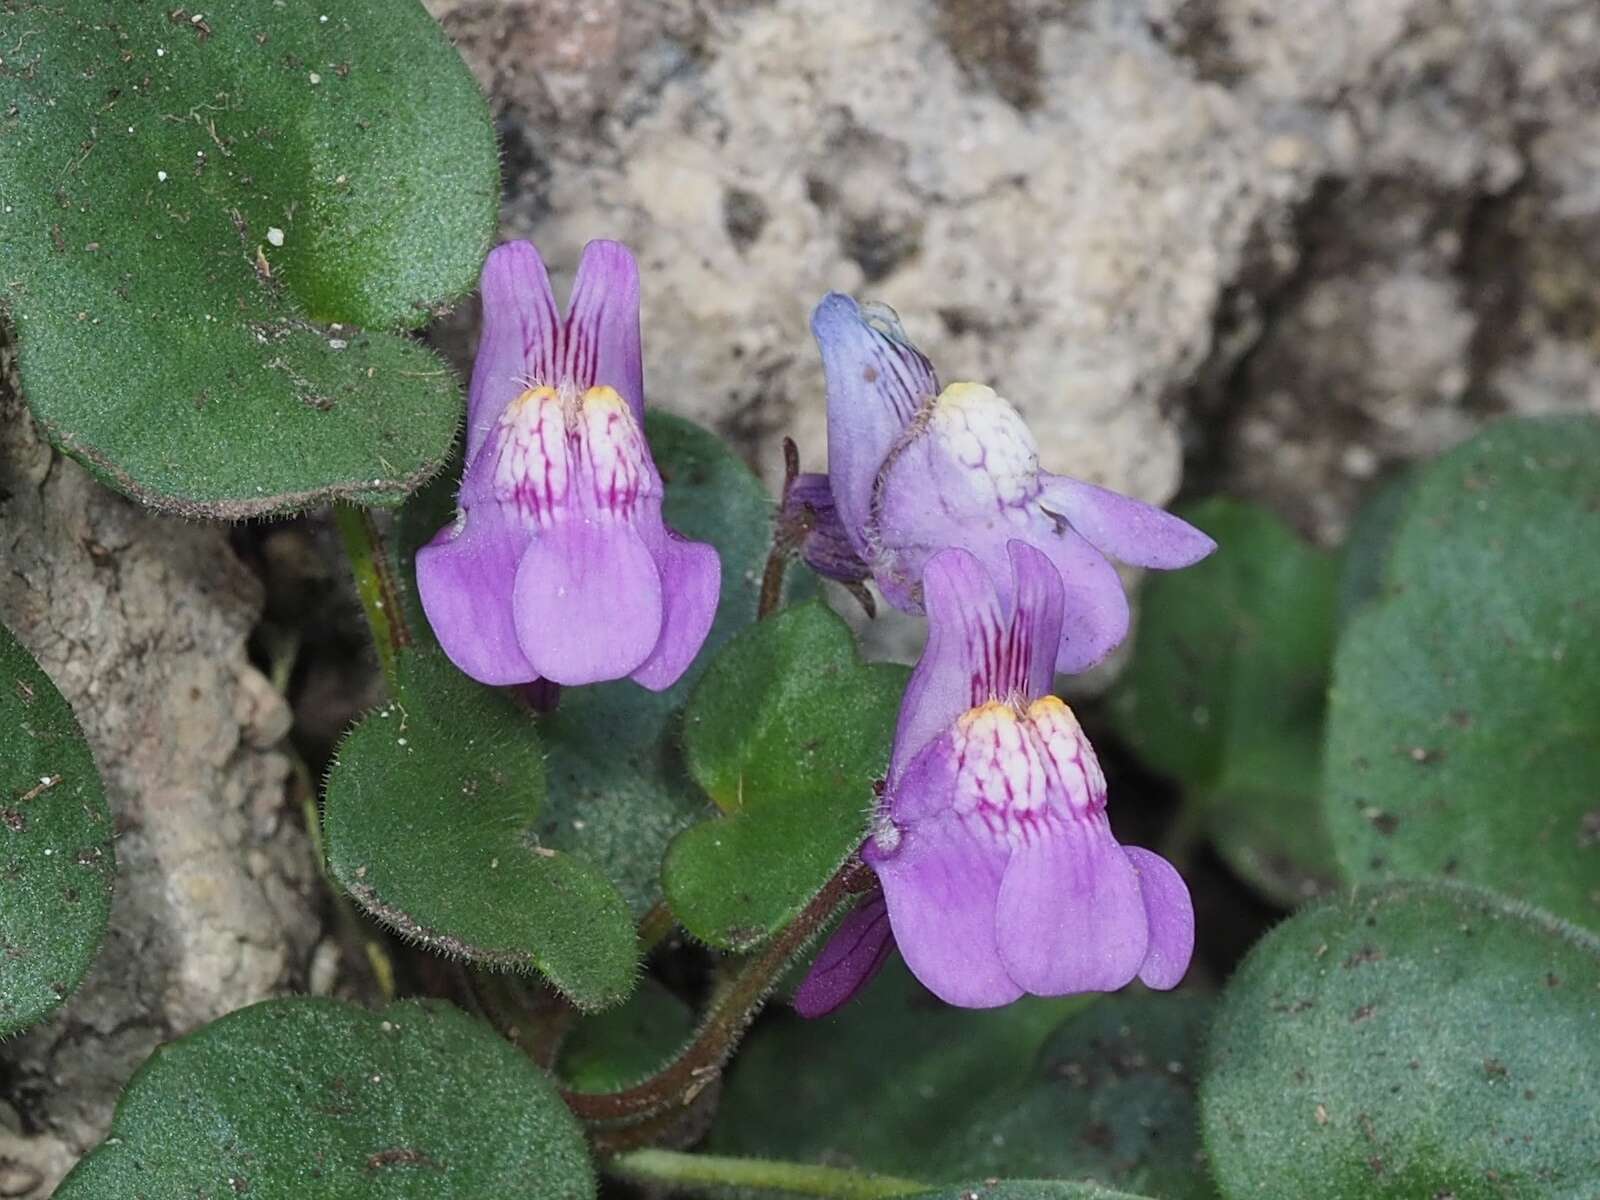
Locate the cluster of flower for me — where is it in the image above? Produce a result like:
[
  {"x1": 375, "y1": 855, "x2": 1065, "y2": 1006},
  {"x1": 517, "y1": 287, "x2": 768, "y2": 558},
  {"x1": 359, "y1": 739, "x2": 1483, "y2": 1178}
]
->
[{"x1": 418, "y1": 240, "x2": 1215, "y2": 1013}]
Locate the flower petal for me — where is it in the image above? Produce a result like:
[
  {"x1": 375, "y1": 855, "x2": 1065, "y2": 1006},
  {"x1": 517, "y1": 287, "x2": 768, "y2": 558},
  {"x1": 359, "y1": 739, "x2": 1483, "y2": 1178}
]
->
[
  {"x1": 511, "y1": 518, "x2": 663, "y2": 686},
  {"x1": 995, "y1": 815, "x2": 1149, "y2": 996},
  {"x1": 1028, "y1": 518, "x2": 1131, "y2": 674},
  {"x1": 1039, "y1": 475, "x2": 1216, "y2": 570},
  {"x1": 629, "y1": 529, "x2": 720, "y2": 692},
  {"x1": 564, "y1": 240, "x2": 645, "y2": 423},
  {"x1": 1007, "y1": 539, "x2": 1065, "y2": 699},
  {"x1": 788, "y1": 473, "x2": 870, "y2": 584},
  {"x1": 1123, "y1": 846, "x2": 1195, "y2": 990},
  {"x1": 890, "y1": 546, "x2": 999, "y2": 783},
  {"x1": 469, "y1": 241, "x2": 560, "y2": 462},
  {"x1": 793, "y1": 892, "x2": 895, "y2": 1019},
  {"x1": 415, "y1": 507, "x2": 538, "y2": 686},
  {"x1": 868, "y1": 737, "x2": 1021, "y2": 1008},
  {"x1": 890, "y1": 540, "x2": 1063, "y2": 781},
  {"x1": 812, "y1": 293, "x2": 938, "y2": 554}
]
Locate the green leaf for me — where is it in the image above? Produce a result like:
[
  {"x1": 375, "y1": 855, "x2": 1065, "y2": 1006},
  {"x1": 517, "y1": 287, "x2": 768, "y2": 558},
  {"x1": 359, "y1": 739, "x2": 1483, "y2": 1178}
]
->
[
  {"x1": 396, "y1": 412, "x2": 792, "y2": 917},
  {"x1": 1109, "y1": 499, "x2": 1341, "y2": 903},
  {"x1": 0, "y1": 623, "x2": 114, "y2": 1036},
  {"x1": 323, "y1": 649, "x2": 637, "y2": 1010},
  {"x1": 711, "y1": 959, "x2": 1089, "y2": 1178},
  {"x1": 1323, "y1": 415, "x2": 1600, "y2": 928},
  {"x1": 1, "y1": 1, "x2": 497, "y2": 517},
  {"x1": 932, "y1": 994, "x2": 1217, "y2": 1198},
  {"x1": 1333, "y1": 469, "x2": 1416, "y2": 627},
  {"x1": 1201, "y1": 881, "x2": 1600, "y2": 1200},
  {"x1": 55, "y1": 996, "x2": 594, "y2": 1199},
  {"x1": 556, "y1": 977, "x2": 694, "y2": 1093},
  {"x1": 664, "y1": 603, "x2": 907, "y2": 949}
]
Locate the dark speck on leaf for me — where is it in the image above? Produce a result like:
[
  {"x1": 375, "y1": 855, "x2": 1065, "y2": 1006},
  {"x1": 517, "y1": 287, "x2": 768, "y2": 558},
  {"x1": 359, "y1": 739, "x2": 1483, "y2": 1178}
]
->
[
  {"x1": 1342, "y1": 945, "x2": 1383, "y2": 968},
  {"x1": 366, "y1": 1148, "x2": 438, "y2": 1171}
]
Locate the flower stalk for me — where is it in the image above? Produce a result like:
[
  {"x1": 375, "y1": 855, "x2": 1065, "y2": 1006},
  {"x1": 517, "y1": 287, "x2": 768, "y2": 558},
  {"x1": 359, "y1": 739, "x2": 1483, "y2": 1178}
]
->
[
  {"x1": 561, "y1": 856, "x2": 872, "y2": 1125},
  {"x1": 333, "y1": 502, "x2": 411, "y2": 688},
  {"x1": 604, "y1": 1149, "x2": 925, "y2": 1199},
  {"x1": 757, "y1": 437, "x2": 806, "y2": 621}
]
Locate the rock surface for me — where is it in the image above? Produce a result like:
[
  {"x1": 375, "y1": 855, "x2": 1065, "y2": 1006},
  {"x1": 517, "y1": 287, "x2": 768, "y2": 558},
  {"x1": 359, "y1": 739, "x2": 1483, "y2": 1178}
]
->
[
  {"x1": 0, "y1": 336, "x2": 320, "y2": 1195},
  {"x1": 428, "y1": 0, "x2": 1600, "y2": 551}
]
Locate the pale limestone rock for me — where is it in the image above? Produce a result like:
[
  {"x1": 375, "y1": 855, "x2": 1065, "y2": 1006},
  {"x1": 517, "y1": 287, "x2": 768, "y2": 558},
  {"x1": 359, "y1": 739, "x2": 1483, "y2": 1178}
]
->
[
  {"x1": 428, "y1": 0, "x2": 1599, "y2": 557},
  {"x1": 0, "y1": 337, "x2": 319, "y2": 1194}
]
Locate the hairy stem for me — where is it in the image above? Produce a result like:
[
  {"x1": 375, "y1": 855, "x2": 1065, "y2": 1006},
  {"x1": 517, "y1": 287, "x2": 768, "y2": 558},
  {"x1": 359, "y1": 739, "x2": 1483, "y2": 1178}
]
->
[
  {"x1": 758, "y1": 437, "x2": 806, "y2": 620},
  {"x1": 561, "y1": 856, "x2": 871, "y2": 1123},
  {"x1": 605, "y1": 1149, "x2": 925, "y2": 1199},
  {"x1": 636, "y1": 899, "x2": 677, "y2": 956},
  {"x1": 333, "y1": 502, "x2": 411, "y2": 686}
]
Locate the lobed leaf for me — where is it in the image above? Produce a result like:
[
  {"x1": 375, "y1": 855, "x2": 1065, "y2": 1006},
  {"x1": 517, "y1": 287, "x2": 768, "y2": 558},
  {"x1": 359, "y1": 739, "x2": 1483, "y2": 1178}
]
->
[
  {"x1": 0, "y1": 622, "x2": 114, "y2": 1037},
  {"x1": 55, "y1": 997, "x2": 594, "y2": 1199},
  {"x1": 322, "y1": 650, "x2": 637, "y2": 1011},
  {"x1": 664, "y1": 602, "x2": 907, "y2": 949},
  {"x1": 0, "y1": 0, "x2": 497, "y2": 516}
]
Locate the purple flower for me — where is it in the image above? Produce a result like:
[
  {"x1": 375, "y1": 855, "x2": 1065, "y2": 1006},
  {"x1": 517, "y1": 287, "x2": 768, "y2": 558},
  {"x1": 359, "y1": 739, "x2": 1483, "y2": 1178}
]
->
[
  {"x1": 416, "y1": 240, "x2": 720, "y2": 690},
  {"x1": 796, "y1": 540, "x2": 1193, "y2": 1014},
  {"x1": 806, "y1": 293, "x2": 1216, "y2": 673}
]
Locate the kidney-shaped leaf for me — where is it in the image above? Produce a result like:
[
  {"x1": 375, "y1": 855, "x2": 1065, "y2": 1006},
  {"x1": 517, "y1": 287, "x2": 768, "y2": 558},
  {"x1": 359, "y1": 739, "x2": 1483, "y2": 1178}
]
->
[
  {"x1": 1202, "y1": 881, "x2": 1600, "y2": 1200},
  {"x1": 1323, "y1": 415, "x2": 1600, "y2": 929},
  {"x1": 664, "y1": 603, "x2": 906, "y2": 949},
  {"x1": 938, "y1": 994, "x2": 1217, "y2": 1198},
  {"x1": 323, "y1": 650, "x2": 637, "y2": 1011},
  {"x1": 715, "y1": 959, "x2": 1211, "y2": 1197},
  {"x1": 55, "y1": 996, "x2": 594, "y2": 1199},
  {"x1": 0, "y1": 0, "x2": 497, "y2": 516},
  {"x1": 0, "y1": 621, "x2": 114, "y2": 1037},
  {"x1": 712, "y1": 959, "x2": 1086, "y2": 1178}
]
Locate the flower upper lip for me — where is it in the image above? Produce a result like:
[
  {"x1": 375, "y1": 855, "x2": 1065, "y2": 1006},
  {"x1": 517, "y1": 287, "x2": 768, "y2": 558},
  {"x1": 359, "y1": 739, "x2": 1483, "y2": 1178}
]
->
[
  {"x1": 415, "y1": 240, "x2": 720, "y2": 692},
  {"x1": 807, "y1": 289, "x2": 1217, "y2": 673}
]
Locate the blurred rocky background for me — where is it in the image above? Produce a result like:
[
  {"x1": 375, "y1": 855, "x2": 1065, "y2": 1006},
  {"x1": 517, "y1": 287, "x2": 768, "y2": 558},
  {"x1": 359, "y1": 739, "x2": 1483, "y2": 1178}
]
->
[
  {"x1": 427, "y1": 0, "x2": 1600, "y2": 545},
  {"x1": 4, "y1": 0, "x2": 1599, "y2": 1193}
]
